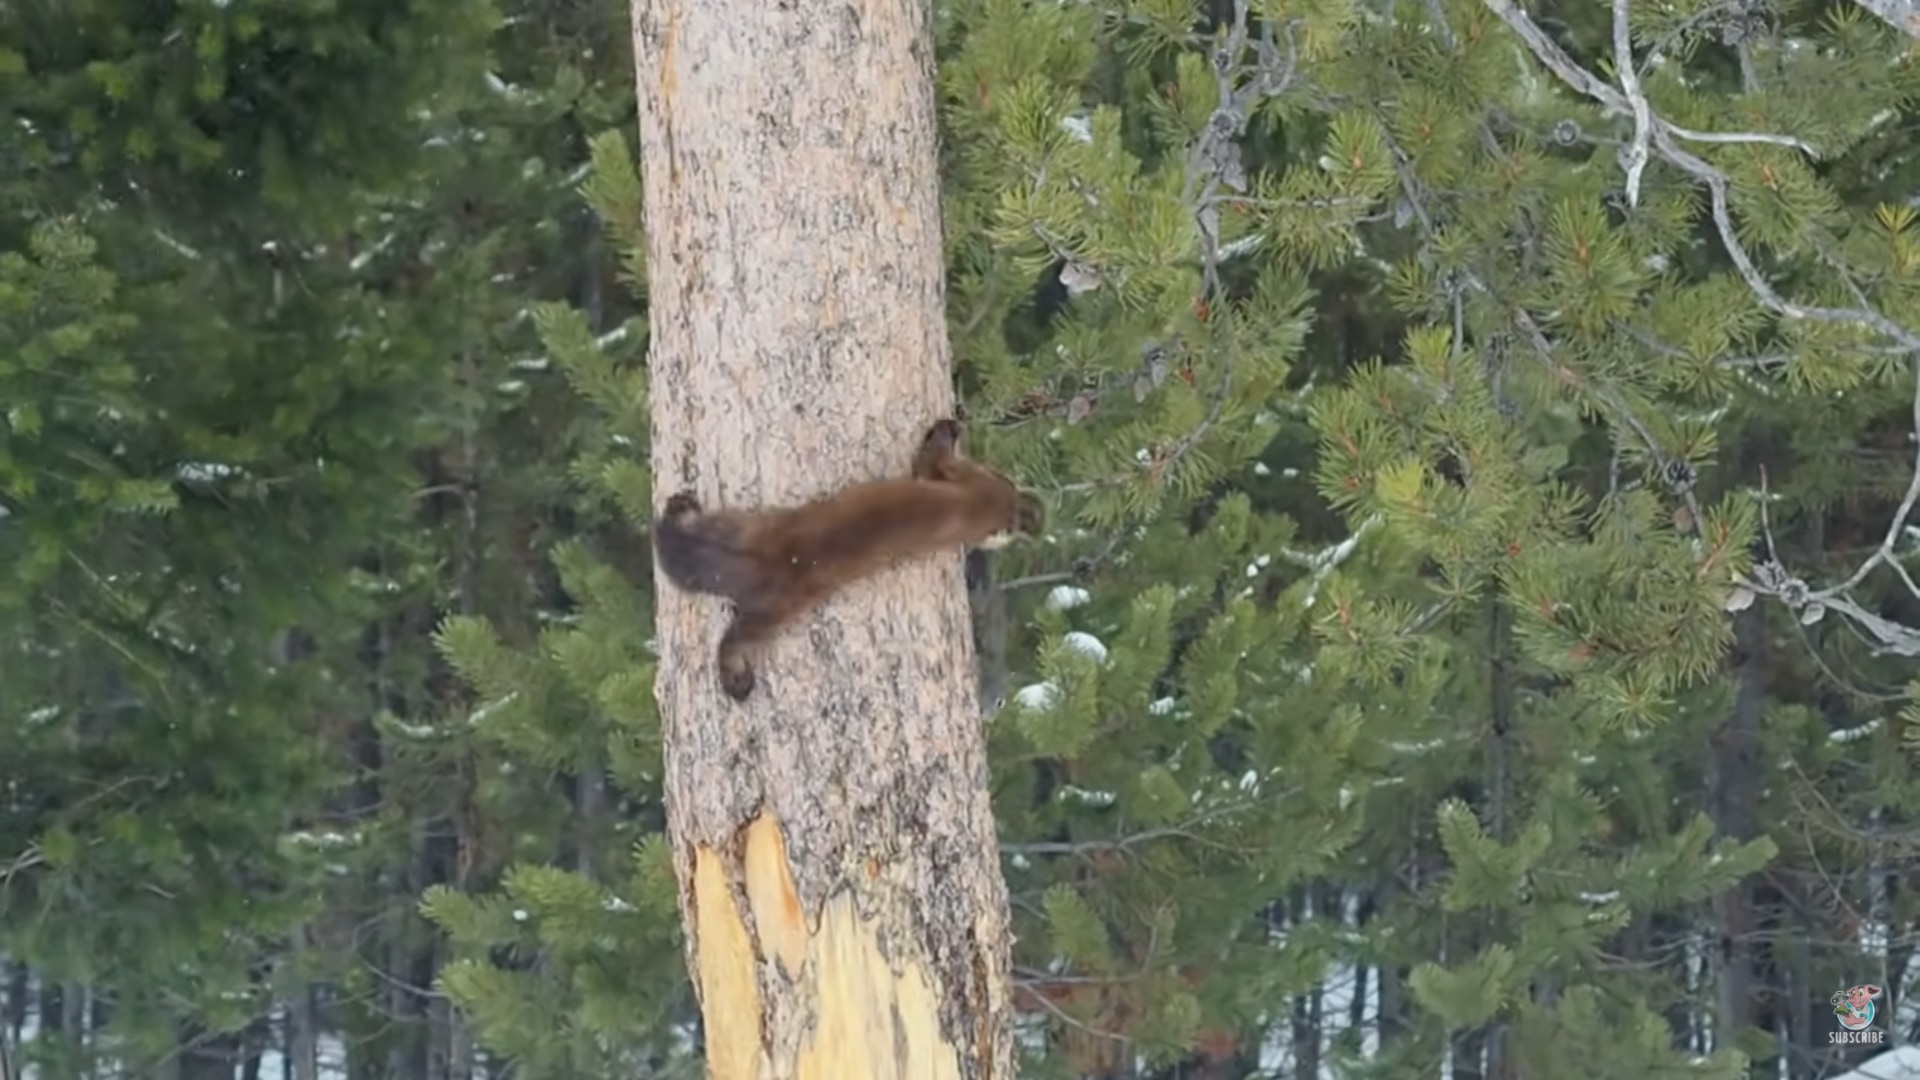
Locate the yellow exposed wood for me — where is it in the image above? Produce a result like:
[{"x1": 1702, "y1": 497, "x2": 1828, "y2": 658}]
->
[
  {"x1": 743, "y1": 813, "x2": 807, "y2": 981},
  {"x1": 690, "y1": 844, "x2": 762, "y2": 1080},
  {"x1": 690, "y1": 813, "x2": 969, "y2": 1079},
  {"x1": 793, "y1": 888, "x2": 963, "y2": 1080}
]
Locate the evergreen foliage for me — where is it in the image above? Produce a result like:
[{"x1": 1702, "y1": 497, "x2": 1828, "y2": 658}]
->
[
  {"x1": 421, "y1": 128, "x2": 695, "y2": 1076},
  {"x1": 3, "y1": 0, "x2": 497, "y2": 1071},
  {"x1": 11, "y1": 0, "x2": 1920, "y2": 1076}
]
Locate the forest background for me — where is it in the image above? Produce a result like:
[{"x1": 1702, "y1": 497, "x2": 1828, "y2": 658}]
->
[{"x1": 8, "y1": 0, "x2": 1920, "y2": 1077}]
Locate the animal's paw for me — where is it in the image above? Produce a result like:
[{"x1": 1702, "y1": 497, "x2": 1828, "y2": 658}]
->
[
  {"x1": 922, "y1": 418, "x2": 963, "y2": 452},
  {"x1": 719, "y1": 656, "x2": 757, "y2": 703},
  {"x1": 913, "y1": 419, "x2": 965, "y2": 480}
]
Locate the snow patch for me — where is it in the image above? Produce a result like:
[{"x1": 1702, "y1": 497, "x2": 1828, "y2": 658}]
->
[
  {"x1": 1045, "y1": 585, "x2": 1091, "y2": 611},
  {"x1": 1014, "y1": 682, "x2": 1059, "y2": 711},
  {"x1": 1828, "y1": 1047, "x2": 1920, "y2": 1080},
  {"x1": 1062, "y1": 631, "x2": 1108, "y2": 664}
]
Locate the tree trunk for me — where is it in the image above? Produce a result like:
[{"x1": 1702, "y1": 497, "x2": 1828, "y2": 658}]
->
[
  {"x1": 286, "y1": 936, "x2": 319, "y2": 1080},
  {"x1": 628, "y1": 1, "x2": 1017, "y2": 1078},
  {"x1": 1711, "y1": 605, "x2": 1765, "y2": 1061}
]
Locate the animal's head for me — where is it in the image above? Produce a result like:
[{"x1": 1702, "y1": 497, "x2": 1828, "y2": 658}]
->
[
  {"x1": 1847, "y1": 985, "x2": 1883, "y2": 1009},
  {"x1": 927, "y1": 417, "x2": 1045, "y2": 548},
  {"x1": 1013, "y1": 491, "x2": 1045, "y2": 535},
  {"x1": 978, "y1": 490, "x2": 1045, "y2": 550}
]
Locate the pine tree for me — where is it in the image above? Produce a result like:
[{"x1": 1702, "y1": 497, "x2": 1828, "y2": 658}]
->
[
  {"x1": 921, "y1": 0, "x2": 1920, "y2": 1073},
  {"x1": 301, "y1": 3, "x2": 680, "y2": 1074},
  {"x1": 933, "y1": 1, "x2": 1424, "y2": 1072},
  {"x1": 2, "y1": 1, "x2": 498, "y2": 1074},
  {"x1": 208, "y1": 0, "x2": 1920, "y2": 1074},
  {"x1": 1281, "y1": 0, "x2": 1920, "y2": 1073},
  {"x1": 421, "y1": 124, "x2": 699, "y2": 1077}
]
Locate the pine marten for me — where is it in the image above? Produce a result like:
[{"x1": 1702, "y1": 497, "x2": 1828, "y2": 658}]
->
[{"x1": 653, "y1": 417, "x2": 1045, "y2": 702}]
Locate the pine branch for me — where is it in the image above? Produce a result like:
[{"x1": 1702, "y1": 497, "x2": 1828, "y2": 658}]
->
[
  {"x1": 1479, "y1": 0, "x2": 1920, "y2": 352},
  {"x1": 1511, "y1": 302, "x2": 1710, "y2": 531},
  {"x1": 1014, "y1": 974, "x2": 1134, "y2": 1044},
  {"x1": 1732, "y1": 358, "x2": 1920, "y2": 657},
  {"x1": 1000, "y1": 796, "x2": 1289, "y2": 858},
  {"x1": 1652, "y1": 127, "x2": 1920, "y2": 352},
  {"x1": 1277, "y1": 513, "x2": 1382, "y2": 609},
  {"x1": 997, "y1": 1, "x2": 1301, "y2": 582},
  {"x1": 1, "y1": 843, "x2": 43, "y2": 884},
  {"x1": 1002, "y1": 827, "x2": 1200, "y2": 857},
  {"x1": 1846, "y1": 0, "x2": 1920, "y2": 40},
  {"x1": 1611, "y1": 0, "x2": 1651, "y2": 207},
  {"x1": 1617, "y1": 324, "x2": 1801, "y2": 378},
  {"x1": 1181, "y1": 0, "x2": 1299, "y2": 300},
  {"x1": 1475, "y1": 0, "x2": 1920, "y2": 655},
  {"x1": 1379, "y1": 119, "x2": 1708, "y2": 541}
]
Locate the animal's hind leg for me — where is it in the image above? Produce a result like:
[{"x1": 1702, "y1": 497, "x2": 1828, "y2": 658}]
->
[
  {"x1": 912, "y1": 418, "x2": 964, "y2": 481},
  {"x1": 715, "y1": 603, "x2": 783, "y2": 702},
  {"x1": 662, "y1": 490, "x2": 703, "y2": 520}
]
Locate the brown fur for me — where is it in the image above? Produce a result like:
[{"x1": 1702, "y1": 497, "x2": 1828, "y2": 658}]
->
[{"x1": 653, "y1": 418, "x2": 1044, "y2": 702}]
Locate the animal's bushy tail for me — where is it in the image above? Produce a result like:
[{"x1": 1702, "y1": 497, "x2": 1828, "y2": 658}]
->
[{"x1": 652, "y1": 492, "x2": 760, "y2": 601}]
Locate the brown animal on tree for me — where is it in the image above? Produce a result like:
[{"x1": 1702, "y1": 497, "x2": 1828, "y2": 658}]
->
[{"x1": 653, "y1": 418, "x2": 1044, "y2": 701}]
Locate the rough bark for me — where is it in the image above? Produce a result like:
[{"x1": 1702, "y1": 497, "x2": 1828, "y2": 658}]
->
[{"x1": 628, "y1": 0, "x2": 1017, "y2": 1077}]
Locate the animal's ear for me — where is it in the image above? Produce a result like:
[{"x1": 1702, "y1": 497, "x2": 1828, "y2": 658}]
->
[{"x1": 1865, "y1": 985, "x2": 1884, "y2": 995}]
